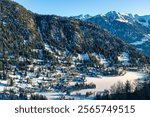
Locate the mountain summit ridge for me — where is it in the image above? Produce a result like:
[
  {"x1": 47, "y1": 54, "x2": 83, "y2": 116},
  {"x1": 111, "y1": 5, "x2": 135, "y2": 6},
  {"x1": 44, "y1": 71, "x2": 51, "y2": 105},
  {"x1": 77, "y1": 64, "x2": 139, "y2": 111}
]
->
[{"x1": 73, "y1": 11, "x2": 150, "y2": 56}]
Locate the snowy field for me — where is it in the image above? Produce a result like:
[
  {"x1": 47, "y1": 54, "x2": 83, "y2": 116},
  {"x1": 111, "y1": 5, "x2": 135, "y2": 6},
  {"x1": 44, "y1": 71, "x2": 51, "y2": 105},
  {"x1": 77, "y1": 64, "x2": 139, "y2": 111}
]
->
[
  {"x1": 71, "y1": 71, "x2": 148, "y2": 95},
  {"x1": 40, "y1": 71, "x2": 148, "y2": 100}
]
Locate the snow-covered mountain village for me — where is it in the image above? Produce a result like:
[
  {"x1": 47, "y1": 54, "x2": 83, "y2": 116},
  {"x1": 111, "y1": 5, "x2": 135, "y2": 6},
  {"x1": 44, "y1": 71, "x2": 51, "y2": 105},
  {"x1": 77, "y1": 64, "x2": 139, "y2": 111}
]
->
[{"x1": 0, "y1": 0, "x2": 150, "y2": 100}]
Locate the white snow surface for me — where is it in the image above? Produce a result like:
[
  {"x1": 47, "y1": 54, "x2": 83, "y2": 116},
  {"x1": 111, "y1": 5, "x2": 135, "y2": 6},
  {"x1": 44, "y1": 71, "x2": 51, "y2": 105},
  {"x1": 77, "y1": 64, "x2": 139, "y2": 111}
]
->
[
  {"x1": 3, "y1": 21, "x2": 7, "y2": 26},
  {"x1": 71, "y1": 71, "x2": 148, "y2": 95},
  {"x1": 74, "y1": 14, "x2": 92, "y2": 20},
  {"x1": 118, "y1": 52, "x2": 129, "y2": 65},
  {"x1": 78, "y1": 53, "x2": 89, "y2": 60},
  {"x1": 116, "y1": 18, "x2": 128, "y2": 23},
  {"x1": 93, "y1": 53, "x2": 109, "y2": 66},
  {"x1": 131, "y1": 37, "x2": 149, "y2": 45},
  {"x1": 39, "y1": 92, "x2": 65, "y2": 100},
  {"x1": 0, "y1": 80, "x2": 7, "y2": 92},
  {"x1": 44, "y1": 43, "x2": 53, "y2": 53}
]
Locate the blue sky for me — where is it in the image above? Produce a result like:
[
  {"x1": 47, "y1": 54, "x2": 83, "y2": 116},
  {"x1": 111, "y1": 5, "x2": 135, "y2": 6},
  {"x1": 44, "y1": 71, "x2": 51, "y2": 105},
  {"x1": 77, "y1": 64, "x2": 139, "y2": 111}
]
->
[{"x1": 14, "y1": 0, "x2": 150, "y2": 16}]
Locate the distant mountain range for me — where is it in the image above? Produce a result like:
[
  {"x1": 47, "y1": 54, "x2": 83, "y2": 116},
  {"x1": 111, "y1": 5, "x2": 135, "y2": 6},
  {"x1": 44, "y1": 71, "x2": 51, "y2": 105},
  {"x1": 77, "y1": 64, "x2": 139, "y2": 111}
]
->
[
  {"x1": 0, "y1": 0, "x2": 150, "y2": 72},
  {"x1": 73, "y1": 12, "x2": 150, "y2": 56}
]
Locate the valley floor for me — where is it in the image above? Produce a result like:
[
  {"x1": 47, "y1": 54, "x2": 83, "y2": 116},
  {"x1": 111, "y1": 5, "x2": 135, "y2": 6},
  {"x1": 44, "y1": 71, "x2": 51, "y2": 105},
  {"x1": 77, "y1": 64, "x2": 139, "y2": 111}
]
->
[
  {"x1": 0, "y1": 71, "x2": 148, "y2": 100},
  {"x1": 41, "y1": 71, "x2": 148, "y2": 100}
]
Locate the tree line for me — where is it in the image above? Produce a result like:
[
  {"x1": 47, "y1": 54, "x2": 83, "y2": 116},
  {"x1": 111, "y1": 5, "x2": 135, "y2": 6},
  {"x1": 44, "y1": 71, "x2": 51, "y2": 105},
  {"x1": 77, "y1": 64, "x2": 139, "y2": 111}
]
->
[{"x1": 95, "y1": 75, "x2": 150, "y2": 100}]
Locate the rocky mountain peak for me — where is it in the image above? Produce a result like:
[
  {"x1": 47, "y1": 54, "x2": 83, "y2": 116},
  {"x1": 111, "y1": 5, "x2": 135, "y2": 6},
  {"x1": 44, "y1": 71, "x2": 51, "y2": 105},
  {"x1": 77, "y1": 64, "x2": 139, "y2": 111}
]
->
[{"x1": 75, "y1": 12, "x2": 150, "y2": 56}]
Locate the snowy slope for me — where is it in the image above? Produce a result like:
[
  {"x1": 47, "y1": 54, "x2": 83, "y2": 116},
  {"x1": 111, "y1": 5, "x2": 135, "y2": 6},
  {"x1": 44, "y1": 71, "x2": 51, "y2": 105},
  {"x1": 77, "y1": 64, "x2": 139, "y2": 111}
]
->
[
  {"x1": 73, "y1": 14, "x2": 92, "y2": 20},
  {"x1": 135, "y1": 15, "x2": 150, "y2": 28}
]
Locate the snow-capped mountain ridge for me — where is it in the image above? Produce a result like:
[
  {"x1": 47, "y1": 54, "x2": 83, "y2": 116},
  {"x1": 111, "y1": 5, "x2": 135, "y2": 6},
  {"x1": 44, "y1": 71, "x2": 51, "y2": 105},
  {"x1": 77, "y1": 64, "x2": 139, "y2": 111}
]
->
[
  {"x1": 135, "y1": 15, "x2": 150, "y2": 28},
  {"x1": 74, "y1": 11, "x2": 150, "y2": 28},
  {"x1": 73, "y1": 14, "x2": 92, "y2": 20},
  {"x1": 74, "y1": 11, "x2": 150, "y2": 56}
]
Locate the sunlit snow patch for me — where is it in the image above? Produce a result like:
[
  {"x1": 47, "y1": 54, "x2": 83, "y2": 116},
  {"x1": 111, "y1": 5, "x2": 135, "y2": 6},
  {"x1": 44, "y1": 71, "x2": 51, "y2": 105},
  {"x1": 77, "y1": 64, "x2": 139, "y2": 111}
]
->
[
  {"x1": 131, "y1": 37, "x2": 149, "y2": 45},
  {"x1": 118, "y1": 52, "x2": 129, "y2": 65},
  {"x1": 78, "y1": 53, "x2": 89, "y2": 60}
]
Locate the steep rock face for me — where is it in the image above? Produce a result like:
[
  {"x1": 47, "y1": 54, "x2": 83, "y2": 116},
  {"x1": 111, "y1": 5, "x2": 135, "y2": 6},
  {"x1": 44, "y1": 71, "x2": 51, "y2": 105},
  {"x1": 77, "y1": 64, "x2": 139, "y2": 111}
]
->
[
  {"x1": 0, "y1": 0, "x2": 150, "y2": 68},
  {"x1": 75, "y1": 11, "x2": 150, "y2": 56}
]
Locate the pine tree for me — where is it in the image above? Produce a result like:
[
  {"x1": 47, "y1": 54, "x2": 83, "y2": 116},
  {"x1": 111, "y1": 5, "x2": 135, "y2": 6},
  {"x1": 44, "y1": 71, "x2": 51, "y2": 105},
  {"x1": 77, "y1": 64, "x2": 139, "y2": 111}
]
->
[
  {"x1": 7, "y1": 78, "x2": 14, "y2": 86},
  {"x1": 125, "y1": 80, "x2": 132, "y2": 99}
]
